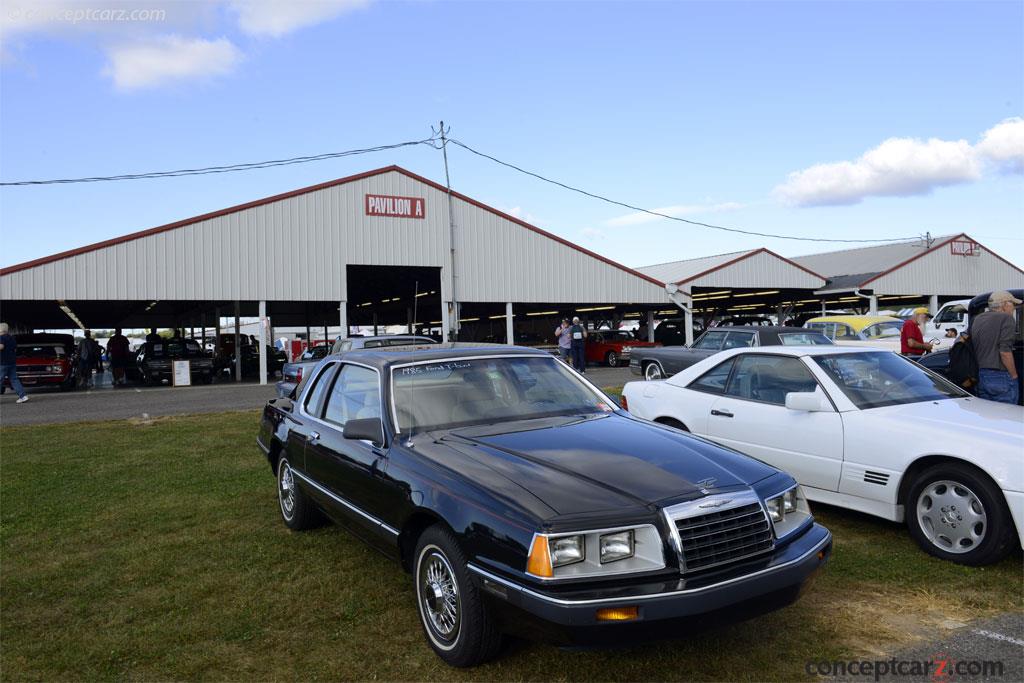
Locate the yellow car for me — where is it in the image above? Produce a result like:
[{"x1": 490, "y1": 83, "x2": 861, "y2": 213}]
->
[{"x1": 804, "y1": 315, "x2": 951, "y2": 352}]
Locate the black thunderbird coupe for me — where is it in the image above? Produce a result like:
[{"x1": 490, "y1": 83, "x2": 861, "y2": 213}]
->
[{"x1": 257, "y1": 344, "x2": 831, "y2": 666}]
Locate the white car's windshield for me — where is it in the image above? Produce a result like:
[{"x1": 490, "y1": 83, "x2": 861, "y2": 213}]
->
[
  {"x1": 392, "y1": 356, "x2": 613, "y2": 432},
  {"x1": 814, "y1": 352, "x2": 967, "y2": 409}
]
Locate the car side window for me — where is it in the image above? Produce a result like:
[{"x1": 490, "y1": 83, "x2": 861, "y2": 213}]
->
[
  {"x1": 689, "y1": 358, "x2": 735, "y2": 394},
  {"x1": 693, "y1": 330, "x2": 727, "y2": 350},
  {"x1": 722, "y1": 332, "x2": 755, "y2": 349},
  {"x1": 363, "y1": 340, "x2": 384, "y2": 349},
  {"x1": 304, "y1": 362, "x2": 338, "y2": 417},
  {"x1": 725, "y1": 355, "x2": 818, "y2": 406},
  {"x1": 835, "y1": 324, "x2": 859, "y2": 341},
  {"x1": 806, "y1": 322, "x2": 834, "y2": 339},
  {"x1": 323, "y1": 364, "x2": 382, "y2": 428}
]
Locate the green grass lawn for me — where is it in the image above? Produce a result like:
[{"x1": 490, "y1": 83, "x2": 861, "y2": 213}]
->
[{"x1": 1, "y1": 411, "x2": 1021, "y2": 681}]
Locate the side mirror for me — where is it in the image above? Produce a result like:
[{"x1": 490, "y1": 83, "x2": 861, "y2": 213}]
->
[
  {"x1": 343, "y1": 417, "x2": 385, "y2": 446},
  {"x1": 785, "y1": 391, "x2": 828, "y2": 412}
]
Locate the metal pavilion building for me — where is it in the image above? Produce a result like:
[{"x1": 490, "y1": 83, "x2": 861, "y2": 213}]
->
[{"x1": 0, "y1": 166, "x2": 670, "y2": 384}]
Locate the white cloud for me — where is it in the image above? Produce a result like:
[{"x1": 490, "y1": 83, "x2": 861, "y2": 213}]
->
[
  {"x1": 605, "y1": 202, "x2": 744, "y2": 228},
  {"x1": 229, "y1": 0, "x2": 369, "y2": 37},
  {"x1": 580, "y1": 227, "x2": 606, "y2": 240},
  {"x1": 776, "y1": 118, "x2": 1024, "y2": 207},
  {"x1": 104, "y1": 36, "x2": 242, "y2": 90},
  {"x1": 976, "y1": 117, "x2": 1024, "y2": 174}
]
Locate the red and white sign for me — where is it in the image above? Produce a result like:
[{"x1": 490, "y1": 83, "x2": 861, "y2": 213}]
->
[
  {"x1": 365, "y1": 194, "x2": 425, "y2": 219},
  {"x1": 950, "y1": 239, "x2": 978, "y2": 256}
]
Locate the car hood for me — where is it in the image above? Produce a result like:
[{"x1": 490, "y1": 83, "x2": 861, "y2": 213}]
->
[
  {"x1": 861, "y1": 397, "x2": 1024, "y2": 441},
  {"x1": 448, "y1": 413, "x2": 777, "y2": 516}
]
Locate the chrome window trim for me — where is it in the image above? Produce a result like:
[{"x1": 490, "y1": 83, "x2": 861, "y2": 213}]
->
[
  {"x1": 298, "y1": 359, "x2": 388, "y2": 446},
  {"x1": 525, "y1": 524, "x2": 666, "y2": 581},
  {"x1": 662, "y1": 490, "x2": 774, "y2": 574},
  {"x1": 467, "y1": 532, "x2": 829, "y2": 607},
  {"x1": 291, "y1": 469, "x2": 399, "y2": 536},
  {"x1": 387, "y1": 353, "x2": 617, "y2": 435}
]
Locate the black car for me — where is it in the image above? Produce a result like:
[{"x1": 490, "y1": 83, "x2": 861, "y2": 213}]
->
[
  {"x1": 631, "y1": 326, "x2": 834, "y2": 380},
  {"x1": 129, "y1": 338, "x2": 215, "y2": 385},
  {"x1": 257, "y1": 344, "x2": 831, "y2": 666},
  {"x1": 917, "y1": 289, "x2": 1023, "y2": 405}
]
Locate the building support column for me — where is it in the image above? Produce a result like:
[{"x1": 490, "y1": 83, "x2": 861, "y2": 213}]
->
[
  {"x1": 372, "y1": 312, "x2": 378, "y2": 337},
  {"x1": 441, "y1": 302, "x2": 451, "y2": 342},
  {"x1": 258, "y1": 300, "x2": 267, "y2": 386},
  {"x1": 339, "y1": 301, "x2": 347, "y2": 340},
  {"x1": 233, "y1": 301, "x2": 242, "y2": 383},
  {"x1": 646, "y1": 310, "x2": 655, "y2": 343},
  {"x1": 505, "y1": 302, "x2": 514, "y2": 345},
  {"x1": 684, "y1": 293, "x2": 694, "y2": 346},
  {"x1": 869, "y1": 295, "x2": 878, "y2": 315},
  {"x1": 929, "y1": 294, "x2": 939, "y2": 316}
]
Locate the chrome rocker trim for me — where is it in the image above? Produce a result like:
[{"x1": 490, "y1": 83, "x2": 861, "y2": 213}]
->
[
  {"x1": 466, "y1": 531, "x2": 830, "y2": 607},
  {"x1": 291, "y1": 469, "x2": 400, "y2": 536}
]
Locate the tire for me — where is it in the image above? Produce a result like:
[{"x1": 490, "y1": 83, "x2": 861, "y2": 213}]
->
[
  {"x1": 644, "y1": 361, "x2": 664, "y2": 381},
  {"x1": 655, "y1": 417, "x2": 689, "y2": 432},
  {"x1": 276, "y1": 457, "x2": 322, "y2": 531},
  {"x1": 906, "y1": 462, "x2": 1016, "y2": 566},
  {"x1": 413, "y1": 525, "x2": 503, "y2": 667},
  {"x1": 605, "y1": 351, "x2": 619, "y2": 367}
]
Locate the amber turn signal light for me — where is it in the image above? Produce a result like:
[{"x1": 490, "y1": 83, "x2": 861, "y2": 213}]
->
[
  {"x1": 595, "y1": 606, "x2": 639, "y2": 622},
  {"x1": 527, "y1": 535, "x2": 553, "y2": 578}
]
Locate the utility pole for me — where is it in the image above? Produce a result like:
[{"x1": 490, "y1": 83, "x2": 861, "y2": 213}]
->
[{"x1": 435, "y1": 121, "x2": 459, "y2": 341}]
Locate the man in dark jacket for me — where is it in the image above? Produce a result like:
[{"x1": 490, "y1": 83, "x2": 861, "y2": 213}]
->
[
  {"x1": 568, "y1": 316, "x2": 588, "y2": 373},
  {"x1": 107, "y1": 328, "x2": 131, "y2": 387},
  {"x1": 971, "y1": 290, "x2": 1021, "y2": 404}
]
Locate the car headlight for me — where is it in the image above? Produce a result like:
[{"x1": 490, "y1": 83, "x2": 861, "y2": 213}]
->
[
  {"x1": 764, "y1": 485, "x2": 812, "y2": 540},
  {"x1": 527, "y1": 525, "x2": 664, "y2": 579},
  {"x1": 50, "y1": 365, "x2": 62, "y2": 373},
  {"x1": 622, "y1": 346, "x2": 633, "y2": 353}
]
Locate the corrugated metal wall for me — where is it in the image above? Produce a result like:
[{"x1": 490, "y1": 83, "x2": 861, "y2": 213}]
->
[
  {"x1": 1, "y1": 170, "x2": 667, "y2": 304},
  {"x1": 868, "y1": 242, "x2": 1024, "y2": 295},
  {"x1": 684, "y1": 251, "x2": 824, "y2": 290}
]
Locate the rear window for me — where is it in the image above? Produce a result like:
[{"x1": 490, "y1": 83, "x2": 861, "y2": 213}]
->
[
  {"x1": 16, "y1": 344, "x2": 66, "y2": 358},
  {"x1": 778, "y1": 332, "x2": 833, "y2": 346}
]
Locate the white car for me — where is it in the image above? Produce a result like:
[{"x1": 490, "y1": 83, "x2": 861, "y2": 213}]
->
[
  {"x1": 926, "y1": 299, "x2": 971, "y2": 338},
  {"x1": 622, "y1": 346, "x2": 1024, "y2": 566}
]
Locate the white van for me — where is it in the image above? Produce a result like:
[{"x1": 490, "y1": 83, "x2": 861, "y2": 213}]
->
[{"x1": 926, "y1": 299, "x2": 970, "y2": 337}]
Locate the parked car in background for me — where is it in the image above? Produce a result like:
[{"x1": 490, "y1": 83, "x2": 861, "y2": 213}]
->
[
  {"x1": 214, "y1": 334, "x2": 286, "y2": 378},
  {"x1": 652, "y1": 317, "x2": 705, "y2": 346},
  {"x1": 258, "y1": 344, "x2": 831, "y2": 666},
  {"x1": 716, "y1": 316, "x2": 774, "y2": 327},
  {"x1": 805, "y1": 315, "x2": 952, "y2": 353},
  {"x1": 129, "y1": 338, "x2": 215, "y2": 385},
  {"x1": 585, "y1": 329, "x2": 658, "y2": 366},
  {"x1": 1, "y1": 333, "x2": 77, "y2": 392},
  {"x1": 630, "y1": 326, "x2": 833, "y2": 380},
  {"x1": 623, "y1": 346, "x2": 1024, "y2": 566},
  {"x1": 918, "y1": 289, "x2": 1023, "y2": 405},
  {"x1": 925, "y1": 299, "x2": 971, "y2": 338},
  {"x1": 276, "y1": 334, "x2": 437, "y2": 397},
  {"x1": 298, "y1": 343, "x2": 332, "y2": 361}
]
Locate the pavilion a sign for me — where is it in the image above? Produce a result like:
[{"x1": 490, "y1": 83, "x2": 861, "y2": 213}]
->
[{"x1": 365, "y1": 194, "x2": 426, "y2": 219}]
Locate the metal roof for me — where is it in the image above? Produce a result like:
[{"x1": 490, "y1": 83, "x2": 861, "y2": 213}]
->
[
  {"x1": 792, "y1": 236, "x2": 951, "y2": 286},
  {"x1": 637, "y1": 248, "x2": 825, "y2": 290}
]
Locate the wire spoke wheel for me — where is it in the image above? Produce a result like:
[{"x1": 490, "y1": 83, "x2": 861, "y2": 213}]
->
[
  {"x1": 916, "y1": 480, "x2": 987, "y2": 554},
  {"x1": 278, "y1": 461, "x2": 296, "y2": 519},
  {"x1": 418, "y1": 549, "x2": 461, "y2": 644}
]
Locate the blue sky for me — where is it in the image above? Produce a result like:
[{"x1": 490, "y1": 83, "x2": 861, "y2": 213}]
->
[{"x1": 2, "y1": 0, "x2": 1022, "y2": 271}]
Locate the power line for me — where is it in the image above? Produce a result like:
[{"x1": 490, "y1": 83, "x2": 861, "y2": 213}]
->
[
  {"x1": 0, "y1": 137, "x2": 438, "y2": 186},
  {"x1": 446, "y1": 138, "x2": 918, "y2": 245}
]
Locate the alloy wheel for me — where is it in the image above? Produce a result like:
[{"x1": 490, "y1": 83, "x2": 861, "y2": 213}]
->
[
  {"x1": 916, "y1": 480, "x2": 987, "y2": 554},
  {"x1": 645, "y1": 362, "x2": 663, "y2": 380}
]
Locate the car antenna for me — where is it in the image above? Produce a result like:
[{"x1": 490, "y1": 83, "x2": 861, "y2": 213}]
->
[{"x1": 406, "y1": 279, "x2": 419, "y2": 447}]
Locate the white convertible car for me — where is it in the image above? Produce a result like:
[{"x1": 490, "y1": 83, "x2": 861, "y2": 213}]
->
[{"x1": 622, "y1": 346, "x2": 1024, "y2": 566}]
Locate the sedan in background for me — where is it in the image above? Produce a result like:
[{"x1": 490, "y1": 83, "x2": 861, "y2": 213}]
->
[
  {"x1": 2, "y1": 333, "x2": 78, "y2": 392},
  {"x1": 623, "y1": 347, "x2": 1024, "y2": 566},
  {"x1": 129, "y1": 338, "x2": 215, "y2": 385},
  {"x1": 585, "y1": 329, "x2": 659, "y2": 367},
  {"x1": 630, "y1": 326, "x2": 833, "y2": 380}
]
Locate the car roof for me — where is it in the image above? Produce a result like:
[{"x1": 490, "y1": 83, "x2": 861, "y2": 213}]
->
[
  {"x1": 706, "y1": 326, "x2": 816, "y2": 334},
  {"x1": 805, "y1": 315, "x2": 900, "y2": 330},
  {"x1": 326, "y1": 343, "x2": 550, "y2": 369},
  {"x1": 713, "y1": 345, "x2": 891, "y2": 359}
]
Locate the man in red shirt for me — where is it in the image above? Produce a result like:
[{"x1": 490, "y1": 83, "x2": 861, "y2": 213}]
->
[{"x1": 900, "y1": 308, "x2": 934, "y2": 356}]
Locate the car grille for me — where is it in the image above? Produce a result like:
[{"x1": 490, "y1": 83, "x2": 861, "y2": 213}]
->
[{"x1": 671, "y1": 500, "x2": 774, "y2": 573}]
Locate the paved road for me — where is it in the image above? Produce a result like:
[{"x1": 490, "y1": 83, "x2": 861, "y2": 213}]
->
[
  {"x1": 832, "y1": 612, "x2": 1023, "y2": 682},
  {"x1": 0, "y1": 365, "x2": 636, "y2": 427}
]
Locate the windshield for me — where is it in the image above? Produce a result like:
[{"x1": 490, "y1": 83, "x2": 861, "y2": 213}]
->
[
  {"x1": 603, "y1": 331, "x2": 635, "y2": 341},
  {"x1": 391, "y1": 356, "x2": 613, "y2": 432},
  {"x1": 778, "y1": 332, "x2": 833, "y2": 346},
  {"x1": 16, "y1": 344, "x2": 66, "y2": 358},
  {"x1": 814, "y1": 352, "x2": 967, "y2": 409},
  {"x1": 862, "y1": 321, "x2": 903, "y2": 339},
  {"x1": 149, "y1": 341, "x2": 203, "y2": 358}
]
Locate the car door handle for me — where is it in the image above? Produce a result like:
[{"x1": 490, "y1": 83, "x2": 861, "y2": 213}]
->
[
  {"x1": 710, "y1": 409, "x2": 734, "y2": 418},
  {"x1": 308, "y1": 431, "x2": 320, "y2": 443}
]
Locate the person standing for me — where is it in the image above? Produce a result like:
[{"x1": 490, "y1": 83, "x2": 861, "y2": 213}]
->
[
  {"x1": 568, "y1": 316, "x2": 588, "y2": 373},
  {"x1": 77, "y1": 330, "x2": 99, "y2": 388},
  {"x1": 900, "y1": 308, "x2": 934, "y2": 357},
  {"x1": 0, "y1": 323, "x2": 29, "y2": 403},
  {"x1": 145, "y1": 328, "x2": 161, "y2": 344},
  {"x1": 107, "y1": 328, "x2": 131, "y2": 387},
  {"x1": 554, "y1": 318, "x2": 572, "y2": 364},
  {"x1": 971, "y1": 290, "x2": 1021, "y2": 405}
]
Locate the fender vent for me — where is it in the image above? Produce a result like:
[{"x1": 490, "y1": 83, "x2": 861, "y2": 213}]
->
[{"x1": 864, "y1": 470, "x2": 890, "y2": 486}]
